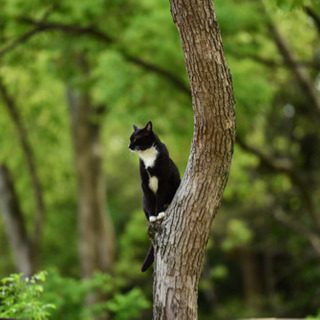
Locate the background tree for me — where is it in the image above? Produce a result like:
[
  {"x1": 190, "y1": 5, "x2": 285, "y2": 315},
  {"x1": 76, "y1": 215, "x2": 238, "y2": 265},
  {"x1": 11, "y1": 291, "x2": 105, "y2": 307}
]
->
[{"x1": 0, "y1": 0, "x2": 319, "y2": 319}]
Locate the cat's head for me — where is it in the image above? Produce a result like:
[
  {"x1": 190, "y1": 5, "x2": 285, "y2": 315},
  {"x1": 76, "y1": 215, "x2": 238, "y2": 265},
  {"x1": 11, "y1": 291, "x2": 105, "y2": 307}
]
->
[{"x1": 129, "y1": 121, "x2": 155, "y2": 152}]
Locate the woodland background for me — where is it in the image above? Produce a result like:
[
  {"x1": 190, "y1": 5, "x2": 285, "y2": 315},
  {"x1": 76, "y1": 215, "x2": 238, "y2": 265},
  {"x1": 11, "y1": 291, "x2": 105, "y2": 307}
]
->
[{"x1": 0, "y1": 0, "x2": 320, "y2": 319}]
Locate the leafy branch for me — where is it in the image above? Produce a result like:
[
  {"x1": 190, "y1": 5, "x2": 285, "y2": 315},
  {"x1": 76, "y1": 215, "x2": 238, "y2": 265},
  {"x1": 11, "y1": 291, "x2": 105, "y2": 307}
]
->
[
  {"x1": 0, "y1": 272, "x2": 55, "y2": 320},
  {"x1": 0, "y1": 16, "x2": 190, "y2": 95},
  {"x1": 237, "y1": 137, "x2": 320, "y2": 234}
]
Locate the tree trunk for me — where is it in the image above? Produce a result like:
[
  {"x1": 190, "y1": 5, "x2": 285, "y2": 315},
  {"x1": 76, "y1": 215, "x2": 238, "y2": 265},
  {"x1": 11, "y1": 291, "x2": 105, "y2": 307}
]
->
[
  {"x1": 237, "y1": 249, "x2": 263, "y2": 304},
  {"x1": 0, "y1": 76, "x2": 45, "y2": 267},
  {"x1": 151, "y1": 1, "x2": 235, "y2": 319},
  {"x1": 0, "y1": 165, "x2": 35, "y2": 276},
  {"x1": 67, "y1": 88, "x2": 115, "y2": 308}
]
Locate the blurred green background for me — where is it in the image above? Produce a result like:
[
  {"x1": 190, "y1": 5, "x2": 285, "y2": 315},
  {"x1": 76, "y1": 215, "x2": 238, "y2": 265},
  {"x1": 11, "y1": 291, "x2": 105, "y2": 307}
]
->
[{"x1": 0, "y1": 0, "x2": 320, "y2": 319}]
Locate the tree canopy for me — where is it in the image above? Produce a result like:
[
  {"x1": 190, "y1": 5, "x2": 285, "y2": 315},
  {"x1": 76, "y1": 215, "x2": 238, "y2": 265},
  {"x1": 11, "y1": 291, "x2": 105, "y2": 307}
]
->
[{"x1": 0, "y1": 0, "x2": 319, "y2": 319}]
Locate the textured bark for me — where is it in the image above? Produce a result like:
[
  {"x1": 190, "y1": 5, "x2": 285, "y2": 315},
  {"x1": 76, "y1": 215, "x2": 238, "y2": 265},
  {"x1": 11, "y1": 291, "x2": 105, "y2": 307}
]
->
[
  {"x1": 0, "y1": 165, "x2": 35, "y2": 276},
  {"x1": 151, "y1": 1, "x2": 235, "y2": 319},
  {"x1": 67, "y1": 88, "x2": 115, "y2": 309}
]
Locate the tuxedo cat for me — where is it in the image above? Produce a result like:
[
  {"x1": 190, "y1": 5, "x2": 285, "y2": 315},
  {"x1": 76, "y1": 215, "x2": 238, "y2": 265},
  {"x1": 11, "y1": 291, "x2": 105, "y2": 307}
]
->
[{"x1": 129, "y1": 121, "x2": 181, "y2": 271}]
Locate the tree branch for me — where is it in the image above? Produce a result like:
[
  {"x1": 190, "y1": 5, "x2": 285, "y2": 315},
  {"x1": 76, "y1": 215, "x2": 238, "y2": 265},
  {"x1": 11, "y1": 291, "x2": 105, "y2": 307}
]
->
[
  {"x1": 261, "y1": 5, "x2": 320, "y2": 118},
  {"x1": 0, "y1": 16, "x2": 191, "y2": 97},
  {"x1": 0, "y1": 7, "x2": 55, "y2": 58},
  {"x1": 0, "y1": 76, "x2": 45, "y2": 254},
  {"x1": 18, "y1": 17, "x2": 113, "y2": 43},
  {"x1": 123, "y1": 54, "x2": 190, "y2": 95},
  {"x1": 237, "y1": 138, "x2": 320, "y2": 232},
  {"x1": 0, "y1": 26, "x2": 44, "y2": 58},
  {"x1": 228, "y1": 50, "x2": 320, "y2": 70},
  {"x1": 274, "y1": 207, "x2": 320, "y2": 258},
  {"x1": 304, "y1": 6, "x2": 320, "y2": 35}
]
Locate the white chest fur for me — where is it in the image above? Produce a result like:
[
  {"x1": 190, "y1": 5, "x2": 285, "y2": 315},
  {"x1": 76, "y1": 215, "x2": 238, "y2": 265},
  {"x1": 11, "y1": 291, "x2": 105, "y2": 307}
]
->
[
  {"x1": 138, "y1": 146, "x2": 158, "y2": 169},
  {"x1": 148, "y1": 176, "x2": 159, "y2": 194}
]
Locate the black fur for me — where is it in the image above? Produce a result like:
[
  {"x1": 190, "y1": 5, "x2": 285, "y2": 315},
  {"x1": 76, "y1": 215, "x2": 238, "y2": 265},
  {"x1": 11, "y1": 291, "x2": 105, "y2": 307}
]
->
[{"x1": 129, "y1": 121, "x2": 181, "y2": 272}]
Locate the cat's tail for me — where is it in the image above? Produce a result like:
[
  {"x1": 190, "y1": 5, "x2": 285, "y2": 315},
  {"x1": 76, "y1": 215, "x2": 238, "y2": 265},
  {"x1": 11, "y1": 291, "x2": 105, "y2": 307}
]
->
[{"x1": 141, "y1": 245, "x2": 154, "y2": 272}]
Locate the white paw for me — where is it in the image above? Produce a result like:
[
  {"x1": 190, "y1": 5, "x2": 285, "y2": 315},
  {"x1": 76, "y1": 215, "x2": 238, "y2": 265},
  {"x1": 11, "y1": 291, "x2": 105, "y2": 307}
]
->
[
  {"x1": 156, "y1": 212, "x2": 166, "y2": 220},
  {"x1": 149, "y1": 216, "x2": 157, "y2": 222}
]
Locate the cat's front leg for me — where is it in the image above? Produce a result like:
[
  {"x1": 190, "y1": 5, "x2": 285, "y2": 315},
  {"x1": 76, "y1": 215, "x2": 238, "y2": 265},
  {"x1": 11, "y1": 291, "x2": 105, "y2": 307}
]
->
[
  {"x1": 154, "y1": 203, "x2": 170, "y2": 220},
  {"x1": 156, "y1": 211, "x2": 166, "y2": 220},
  {"x1": 148, "y1": 197, "x2": 160, "y2": 222},
  {"x1": 149, "y1": 186, "x2": 167, "y2": 222},
  {"x1": 155, "y1": 203, "x2": 169, "y2": 220},
  {"x1": 149, "y1": 211, "x2": 166, "y2": 222}
]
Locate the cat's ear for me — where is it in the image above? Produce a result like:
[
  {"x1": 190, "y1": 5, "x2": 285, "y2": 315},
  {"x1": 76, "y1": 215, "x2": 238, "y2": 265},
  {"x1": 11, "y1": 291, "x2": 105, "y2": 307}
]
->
[
  {"x1": 133, "y1": 125, "x2": 138, "y2": 131},
  {"x1": 145, "y1": 121, "x2": 152, "y2": 132}
]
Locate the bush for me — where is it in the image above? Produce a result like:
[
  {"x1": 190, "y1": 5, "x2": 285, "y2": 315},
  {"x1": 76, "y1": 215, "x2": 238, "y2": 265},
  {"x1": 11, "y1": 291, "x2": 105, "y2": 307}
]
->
[
  {"x1": 0, "y1": 272, "x2": 55, "y2": 320},
  {"x1": 0, "y1": 270, "x2": 150, "y2": 320},
  {"x1": 41, "y1": 268, "x2": 150, "y2": 320}
]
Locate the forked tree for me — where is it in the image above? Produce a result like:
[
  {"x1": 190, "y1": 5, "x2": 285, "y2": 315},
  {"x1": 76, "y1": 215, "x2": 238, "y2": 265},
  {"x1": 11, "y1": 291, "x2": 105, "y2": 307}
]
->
[{"x1": 151, "y1": 0, "x2": 236, "y2": 318}]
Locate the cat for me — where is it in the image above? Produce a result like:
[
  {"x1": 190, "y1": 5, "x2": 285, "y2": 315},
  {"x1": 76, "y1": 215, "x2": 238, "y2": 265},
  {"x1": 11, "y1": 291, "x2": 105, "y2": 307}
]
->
[{"x1": 129, "y1": 121, "x2": 181, "y2": 272}]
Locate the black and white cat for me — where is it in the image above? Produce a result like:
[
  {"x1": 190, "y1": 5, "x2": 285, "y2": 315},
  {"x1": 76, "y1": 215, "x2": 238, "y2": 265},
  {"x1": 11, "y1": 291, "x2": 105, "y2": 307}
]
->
[{"x1": 129, "y1": 121, "x2": 181, "y2": 271}]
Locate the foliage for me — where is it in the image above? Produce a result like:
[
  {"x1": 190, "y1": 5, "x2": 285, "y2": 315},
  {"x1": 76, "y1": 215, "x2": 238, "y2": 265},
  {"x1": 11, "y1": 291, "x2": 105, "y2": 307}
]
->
[
  {"x1": 0, "y1": 272, "x2": 55, "y2": 320},
  {"x1": 41, "y1": 268, "x2": 150, "y2": 320},
  {"x1": 0, "y1": 0, "x2": 320, "y2": 319},
  {"x1": 0, "y1": 270, "x2": 150, "y2": 320},
  {"x1": 103, "y1": 288, "x2": 150, "y2": 320},
  {"x1": 221, "y1": 219, "x2": 254, "y2": 251},
  {"x1": 307, "y1": 308, "x2": 320, "y2": 319}
]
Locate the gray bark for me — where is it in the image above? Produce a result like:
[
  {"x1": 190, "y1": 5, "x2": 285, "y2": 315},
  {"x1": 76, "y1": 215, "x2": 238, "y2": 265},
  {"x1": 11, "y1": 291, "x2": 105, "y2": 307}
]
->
[
  {"x1": 151, "y1": 0, "x2": 236, "y2": 319},
  {"x1": 0, "y1": 165, "x2": 35, "y2": 276},
  {"x1": 67, "y1": 88, "x2": 115, "y2": 310}
]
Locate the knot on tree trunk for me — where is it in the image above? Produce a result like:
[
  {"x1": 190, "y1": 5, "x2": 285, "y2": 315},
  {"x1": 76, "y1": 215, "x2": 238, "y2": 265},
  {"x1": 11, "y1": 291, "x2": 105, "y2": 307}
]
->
[{"x1": 147, "y1": 220, "x2": 165, "y2": 243}]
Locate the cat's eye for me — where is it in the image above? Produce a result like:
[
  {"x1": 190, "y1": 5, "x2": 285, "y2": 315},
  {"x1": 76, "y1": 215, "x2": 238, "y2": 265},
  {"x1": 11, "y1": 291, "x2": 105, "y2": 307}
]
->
[{"x1": 133, "y1": 138, "x2": 137, "y2": 142}]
